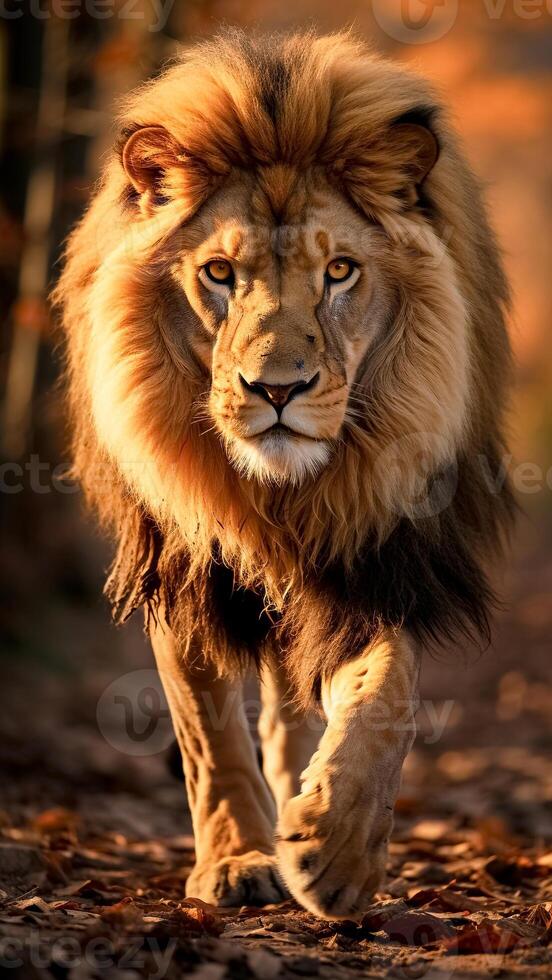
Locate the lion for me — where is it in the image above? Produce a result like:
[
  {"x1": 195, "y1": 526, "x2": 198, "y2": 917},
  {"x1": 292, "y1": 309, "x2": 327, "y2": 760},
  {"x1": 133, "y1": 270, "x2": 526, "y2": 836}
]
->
[{"x1": 55, "y1": 29, "x2": 515, "y2": 919}]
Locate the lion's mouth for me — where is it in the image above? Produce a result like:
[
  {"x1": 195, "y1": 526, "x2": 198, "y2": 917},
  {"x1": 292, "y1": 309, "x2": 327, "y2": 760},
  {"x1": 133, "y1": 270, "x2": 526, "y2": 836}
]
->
[
  {"x1": 262, "y1": 423, "x2": 294, "y2": 436},
  {"x1": 256, "y1": 423, "x2": 320, "y2": 442},
  {"x1": 226, "y1": 420, "x2": 332, "y2": 484}
]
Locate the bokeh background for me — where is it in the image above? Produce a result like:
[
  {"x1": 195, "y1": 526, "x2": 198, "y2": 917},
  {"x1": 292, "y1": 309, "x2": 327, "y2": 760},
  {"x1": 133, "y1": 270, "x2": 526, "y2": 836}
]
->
[{"x1": 0, "y1": 1, "x2": 551, "y2": 857}]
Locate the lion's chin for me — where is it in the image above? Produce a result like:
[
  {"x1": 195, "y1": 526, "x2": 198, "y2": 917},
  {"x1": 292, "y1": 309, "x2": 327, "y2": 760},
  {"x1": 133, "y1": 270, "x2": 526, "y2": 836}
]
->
[{"x1": 225, "y1": 427, "x2": 332, "y2": 486}]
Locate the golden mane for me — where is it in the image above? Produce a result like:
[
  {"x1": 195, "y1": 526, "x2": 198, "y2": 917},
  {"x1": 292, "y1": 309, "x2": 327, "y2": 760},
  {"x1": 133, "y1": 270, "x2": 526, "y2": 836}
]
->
[{"x1": 55, "y1": 29, "x2": 514, "y2": 705}]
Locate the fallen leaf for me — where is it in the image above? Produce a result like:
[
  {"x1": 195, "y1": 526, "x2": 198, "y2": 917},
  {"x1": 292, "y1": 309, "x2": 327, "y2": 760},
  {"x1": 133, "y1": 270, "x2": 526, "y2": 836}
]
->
[
  {"x1": 443, "y1": 920, "x2": 525, "y2": 955},
  {"x1": 31, "y1": 808, "x2": 79, "y2": 835},
  {"x1": 401, "y1": 861, "x2": 452, "y2": 884},
  {"x1": 485, "y1": 854, "x2": 542, "y2": 886},
  {"x1": 386, "y1": 877, "x2": 409, "y2": 897},
  {"x1": 407, "y1": 885, "x2": 500, "y2": 913},
  {"x1": 68, "y1": 879, "x2": 126, "y2": 904},
  {"x1": 521, "y1": 903, "x2": 552, "y2": 944},
  {"x1": 10, "y1": 895, "x2": 52, "y2": 914},
  {"x1": 360, "y1": 899, "x2": 409, "y2": 931},
  {"x1": 98, "y1": 896, "x2": 140, "y2": 926},
  {"x1": 381, "y1": 910, "x2": 456, "y2": 946},
  {"x1": 148, "y1": 909, "x2": 223, "y2": 940},
  {"x1": 523, "y1": 902, "x2": 552, "y2": 928},
  {"x1": 181, "y1": 896, "x2": 225, "y2": 915},
  {"x1": 409, "y1": 820, "x2": 453, "y2": 842},
  {"x1": 497, "y1": 914, "x2": 546, "y2": 942},
  {"x1": 57, "y1": 879, "x2": 96, "y2": 897},
  {"x1": 72, "y1": 847, "x2": 126, "y2": 870},
  {"x1": 176, "y1": 905, "x2": 225, "y2": 936}
]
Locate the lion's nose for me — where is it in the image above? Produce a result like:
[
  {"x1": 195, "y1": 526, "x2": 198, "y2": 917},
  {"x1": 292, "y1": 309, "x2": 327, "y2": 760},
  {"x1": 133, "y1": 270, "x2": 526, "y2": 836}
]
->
[{"x1": 239, "y1": 372, "x2": 319, "y2": 412}]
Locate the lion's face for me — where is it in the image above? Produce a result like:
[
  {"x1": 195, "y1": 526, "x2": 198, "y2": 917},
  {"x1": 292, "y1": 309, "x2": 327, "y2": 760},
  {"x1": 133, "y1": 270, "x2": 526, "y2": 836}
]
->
[{"x1": 173, "y1": 170, "x2": 388, "y2": 484}]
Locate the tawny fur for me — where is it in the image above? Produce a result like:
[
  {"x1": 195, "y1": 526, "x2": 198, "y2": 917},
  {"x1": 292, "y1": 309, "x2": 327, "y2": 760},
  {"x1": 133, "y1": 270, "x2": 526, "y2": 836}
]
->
[{"x1": 54, "y1": 29, "x2": 514, "y2": 707}]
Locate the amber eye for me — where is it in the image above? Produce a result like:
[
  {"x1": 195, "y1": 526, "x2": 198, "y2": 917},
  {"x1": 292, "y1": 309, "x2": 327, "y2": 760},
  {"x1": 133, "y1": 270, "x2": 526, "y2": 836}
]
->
[
  {"x1": 326, "y1": 258, "x2": 355, "y2": 283},
  {"x1": 204, "y1": 259, "x2": 234, "y2": 285}
]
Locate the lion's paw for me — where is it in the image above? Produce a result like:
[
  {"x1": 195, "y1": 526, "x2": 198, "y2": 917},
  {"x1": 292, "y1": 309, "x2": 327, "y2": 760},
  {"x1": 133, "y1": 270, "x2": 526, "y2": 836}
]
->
[
  {"x1": 186, "y1": 850, "x2": 288, "y2": 907},
  {"x1": 275, "y1": 784, "x2": 390, "y2": 919}
]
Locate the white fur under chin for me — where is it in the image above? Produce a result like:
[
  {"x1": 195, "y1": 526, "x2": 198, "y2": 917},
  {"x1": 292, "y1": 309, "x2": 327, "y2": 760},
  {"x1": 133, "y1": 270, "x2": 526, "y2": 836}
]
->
[{"x1": 226, "y1": 429, "x2": 332, "y2": 486}]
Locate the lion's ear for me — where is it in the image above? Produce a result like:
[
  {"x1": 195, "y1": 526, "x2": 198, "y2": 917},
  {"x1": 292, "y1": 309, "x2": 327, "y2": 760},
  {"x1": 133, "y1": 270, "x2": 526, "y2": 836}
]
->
[
  {"x1": 121, "y1": 125, "x2": 183, "y2": 199},
  {"x1": 389, "y1": 119, "x2": 440, "y2": 187}
]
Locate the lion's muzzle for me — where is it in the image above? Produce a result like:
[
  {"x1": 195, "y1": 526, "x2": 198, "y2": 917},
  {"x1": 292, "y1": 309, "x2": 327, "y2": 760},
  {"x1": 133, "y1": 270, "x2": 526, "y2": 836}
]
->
[
  {"x1": 239, "y1": 371, "x2": 320, "y2": 423},
  {"x1": 209, "y1": 308, "x2": 349, "y2": 484}
]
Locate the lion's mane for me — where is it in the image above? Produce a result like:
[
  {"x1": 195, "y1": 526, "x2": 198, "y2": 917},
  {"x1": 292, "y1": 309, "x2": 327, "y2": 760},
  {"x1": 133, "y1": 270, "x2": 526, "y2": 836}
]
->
[{"x1": 55, "y1": 30, "x2": 515, "y2": 705}]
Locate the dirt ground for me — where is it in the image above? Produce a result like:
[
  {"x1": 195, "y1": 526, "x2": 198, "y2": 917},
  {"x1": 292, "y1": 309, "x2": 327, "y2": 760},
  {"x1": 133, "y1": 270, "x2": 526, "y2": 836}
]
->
[{"x1": 0, "y1": 521, "x2": 551, "y2": 979}]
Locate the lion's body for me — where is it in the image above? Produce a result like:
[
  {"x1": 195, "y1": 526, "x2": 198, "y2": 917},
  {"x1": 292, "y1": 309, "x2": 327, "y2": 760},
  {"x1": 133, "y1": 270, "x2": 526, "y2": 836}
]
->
[{"x1": 56, "y1": 30, "x2": 514, "y2": 918}]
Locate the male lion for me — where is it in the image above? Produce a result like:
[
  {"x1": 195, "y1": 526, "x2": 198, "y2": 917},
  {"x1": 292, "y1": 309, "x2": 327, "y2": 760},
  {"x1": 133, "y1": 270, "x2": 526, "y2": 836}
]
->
[{"x1": 56, "y1": 30, "x2": 514, "y2": 919}]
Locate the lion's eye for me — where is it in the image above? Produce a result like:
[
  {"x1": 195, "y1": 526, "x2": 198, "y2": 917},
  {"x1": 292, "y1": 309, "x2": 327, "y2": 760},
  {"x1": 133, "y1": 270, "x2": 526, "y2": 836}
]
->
[
  {"x1": 204, "y1": 259, "x2": 234, "y2": 285},
  {"x1": 326, "y1": 258, "x2": 354, "y2": 282},
  {"x1": 324, "y1": 257, "x2": 360, "y2": 299},
  {"x1": 326, "y1": 258, "x2": 355, "y2": 283}
]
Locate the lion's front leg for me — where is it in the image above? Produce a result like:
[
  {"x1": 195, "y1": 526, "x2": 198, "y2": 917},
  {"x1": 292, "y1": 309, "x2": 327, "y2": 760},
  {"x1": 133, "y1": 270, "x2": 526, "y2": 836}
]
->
[
  {"x1": 150, "y1": 623, "x2": 286, "y2": 907},
  {"x1": 276, "y1": 631, "x2": 420, "y2": 919},
  {"x1": 258, "y1": 661, "x2": 323, "y2": 817}
]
